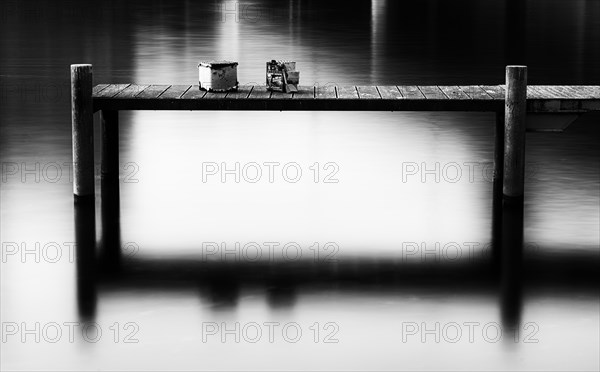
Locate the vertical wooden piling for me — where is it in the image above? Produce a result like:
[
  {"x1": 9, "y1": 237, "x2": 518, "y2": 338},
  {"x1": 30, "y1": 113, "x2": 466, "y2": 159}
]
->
[
  {"x1": 503, "y1": 65, "x2": 527, "y2": 200},
  {"x1": 71, "y1": 64, "x2": 94, "y2": 200}
]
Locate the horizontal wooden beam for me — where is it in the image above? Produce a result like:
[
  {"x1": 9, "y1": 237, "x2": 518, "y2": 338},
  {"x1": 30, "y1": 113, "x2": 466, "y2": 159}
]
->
[{"x1": 93, "y1": 97, "x2": 503, "y2": 112}]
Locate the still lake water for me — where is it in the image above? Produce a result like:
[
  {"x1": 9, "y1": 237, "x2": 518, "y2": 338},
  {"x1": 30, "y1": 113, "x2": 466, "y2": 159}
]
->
[{"x1": 1, "y1": 0, "x2": 599, "y2": 370}]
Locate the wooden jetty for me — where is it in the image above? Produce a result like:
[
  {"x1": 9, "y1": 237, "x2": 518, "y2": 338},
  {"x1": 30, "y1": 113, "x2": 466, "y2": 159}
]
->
[
  {"x1": 71, "y1": 64, "x2": 600, "y2": 260},
  {"x1": 90, "y1": 82, "x2": 600, "y2": 113}
]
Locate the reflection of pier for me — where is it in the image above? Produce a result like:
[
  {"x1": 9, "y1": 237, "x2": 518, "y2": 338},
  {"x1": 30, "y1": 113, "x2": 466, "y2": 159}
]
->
[
  {"x1": 74, "y1": 194, "x2": 599, "y2": 327},
  {"x1": 72, "y1": 64, "x2": 600, "y2": 333}
]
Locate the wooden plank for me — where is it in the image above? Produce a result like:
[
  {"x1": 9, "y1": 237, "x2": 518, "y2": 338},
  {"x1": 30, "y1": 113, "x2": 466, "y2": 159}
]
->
[
  {"x1": 377, "y1": 86, "x2": 403, "y2": 99},
  {"x1": 581, "y1": 85, "x2": 600, "y2": 97},
  {"x1": 398, "y1": 86, "x2": 425, "y2": 99},
  {"x1": 527, "y1": 86, "x2": 547, "y2": 99},
  {"x1": 203, "y1": 90, "x2": 229, "y2": 99},
  {"x1": 418, "y1": 86, "x2": 447, "y2": 100},
  {"x1": 555, "y1": 86, "x2": 583, "y2": 98},
  {"x1": 94, "y1": 84, "x2": 131, "y2": 98},
  {"x1": 292, "y1": 86, "x2": 314, "y2": 99},
  {"x1": 526, "y1": 86, "x2": 542, "y2": 99},
  {"x1": 270, "y1": 90, "x2": 295, "y2": 100},
  {"x1": 337, "y1": 86, "x2": 359, "y2": 99},
  {"x1": 181, "y1": 85, "x2": 207, "y2": 99},
  {"x1": 480, "y1": 85, "x2": 505, "y2": 100},
  {"x1": 554, "y1": 85, "x2": 588, "y2": 99},
  {"x1": 357, "y1": 86, "x2": 381, "y2": 99},
  {"x1": 135, "y1": 85, "x2": 170, "y2": 99},
  {"x1": 543, "y1": 85, "x2": 572, "y2": 98},
  {"x1": 459, "y1": 86, "x2": 493, "y2": 100},
  {"x1": 159, "y1": 85, "x2": 192, "y2": 99},
  {"x1": 535, "y1": 86, "x2": 566, "y2": 99},
  {"x1": 439, "y1": 86, "x2": 470, "y2": 100},
  {"x1": 315, "y1": 85, "x2": 337, "y2": 99},
  {"x1": 248, "y1": 86, "x2": 272, "y2": 99},
  {"x1": 113, "y1": 84, "x2": 150, "y2": 99},
  {"x1": 547, "y1": 85, "x2": 590, "y2": 100},
  {"x1": 542, "y1": 85, "x2": 572, "y2": 99},
  {"x1": 93, "y1": 84, "x2": 110, "y2": 95},
  {"x1": 227, "y1": 85, "x2": 253, "y2": 99},
  {"x1": 570, "y1": 85, "x2": 600, "y2": 98}
]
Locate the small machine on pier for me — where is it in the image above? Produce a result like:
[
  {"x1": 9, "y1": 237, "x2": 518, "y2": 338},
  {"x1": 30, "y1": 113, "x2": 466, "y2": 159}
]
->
[{"x1": 266, "y1": 60, "x2": 299, "y2": 93}]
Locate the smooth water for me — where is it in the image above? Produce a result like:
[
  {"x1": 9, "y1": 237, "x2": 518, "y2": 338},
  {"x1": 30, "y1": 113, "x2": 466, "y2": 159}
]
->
[{"x1": 1, "y1": 1, "x2": 599, "y2": 370}]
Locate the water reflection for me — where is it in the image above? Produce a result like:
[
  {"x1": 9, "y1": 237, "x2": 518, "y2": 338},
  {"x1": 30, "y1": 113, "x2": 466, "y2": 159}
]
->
[
  {"x1": 74, "y1": 198, "x2": 97, "y2": 321},
  {"x1": 74, "y1": 192, "x2": 598, "y2": 326}
]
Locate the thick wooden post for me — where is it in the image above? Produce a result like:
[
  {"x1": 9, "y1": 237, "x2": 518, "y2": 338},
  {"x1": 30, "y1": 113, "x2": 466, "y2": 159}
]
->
[
  {"x1": 71, "y1": 64, "x2": 94, "y2": 200},
  {"x1": 503, "y1": 65, "x2": 527, "y2": 201}
]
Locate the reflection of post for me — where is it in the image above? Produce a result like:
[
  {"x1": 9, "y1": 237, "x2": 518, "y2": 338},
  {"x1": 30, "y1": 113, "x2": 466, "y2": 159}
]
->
[
  {"x1": 500, "y1": 209, "x2": 523, "y2": 334},
  {"x1": 370, "y1": 0, "x2": 384, "y2": 82},
  {"x1": 100, "y1": 110, "x2": 122, "y2": 271},
  {"x1": 74, "y1": 198, "x2": 97, "y2": 321},
  {"x1": 71, "y1": 64, "x2": 94, "y2": 200},
  {"x1": 500, "y1": 65, "x2": 527, "y2": 330},
  {"x1": 100, "y1": 178, "x2": 121, "y2": 270},
  {"x1": 205, "y1": 266, "x2": 240, "y2": 310}
]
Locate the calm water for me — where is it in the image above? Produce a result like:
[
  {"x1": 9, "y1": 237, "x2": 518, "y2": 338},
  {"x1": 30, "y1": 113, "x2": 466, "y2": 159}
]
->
[{"x1": 1, "y1": 0, "x2": 599, "y2": 370}]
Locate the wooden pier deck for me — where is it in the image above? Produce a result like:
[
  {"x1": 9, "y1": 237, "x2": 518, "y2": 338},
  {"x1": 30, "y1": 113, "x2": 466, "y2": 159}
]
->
[{"x1": 92, "y1": 84, "x2": 600, "y2": 112}]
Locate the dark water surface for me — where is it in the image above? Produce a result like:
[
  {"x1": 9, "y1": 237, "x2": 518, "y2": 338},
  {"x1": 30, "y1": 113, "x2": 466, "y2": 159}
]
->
[{"x1": 1, "y1": 1, "x2": 599, "y2": 370}]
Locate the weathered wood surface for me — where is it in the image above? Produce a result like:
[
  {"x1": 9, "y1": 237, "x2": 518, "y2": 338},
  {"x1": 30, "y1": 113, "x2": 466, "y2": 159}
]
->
[
  {"x1": 503, "y1": 66, "x2": 528, "y2": 199},
  {"x1": 357, "y1": 86, "x2": 380, "y2": 99},
  {"x1": 94, "y1": 84, "x2": 130, "y2": 98},
  {"x1": 337, "y1": 86, "x2": 359, "y2": 99},
  {"x1": 93, "y1": 85, "x2": 600, "y2": 112},
  {"x1": 377, "y1": 86, "x2": 403, "y2": 99},
  {"x1": 316, "y1": 85, "x2": 337, "y2": 99},
  {"x1": 439, "y1": 86, "x2": 470, "y2": 100},
  {"x1": 71, "y1": 64, "x2": 94, "y2": 198},
  {"x1": 160, "y1": 85, "x2": 192, "y2": 99},
  {"x1": 418, "y1": 86, "x2": 446, "y2": 100}
]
